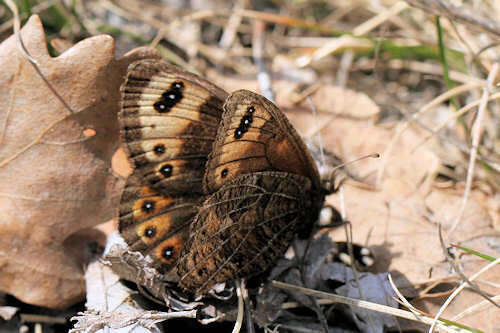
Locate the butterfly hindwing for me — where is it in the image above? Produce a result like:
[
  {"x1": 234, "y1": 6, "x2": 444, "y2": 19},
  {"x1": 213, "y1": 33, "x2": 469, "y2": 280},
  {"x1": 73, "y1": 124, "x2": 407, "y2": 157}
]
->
[
  {"x1": 120, "y1": 60, "x2": 228, "y2": 194},
  {"x1": 119, "y1": 171, "x2": 200, "y2": 272},
  {"x1": 177, "y1": 171, "x2": 318, "y2": 294},
  {"x1": 175, "y1": 90, "x2": 325, "y2": 294},
  {"x1": 203, "y1": 90, "x2": 321, "y2": 194}
]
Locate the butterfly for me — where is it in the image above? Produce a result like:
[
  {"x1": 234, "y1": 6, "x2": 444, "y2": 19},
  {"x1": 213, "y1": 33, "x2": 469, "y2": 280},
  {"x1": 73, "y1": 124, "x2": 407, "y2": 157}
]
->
[{"x1": 118, "y1": 60, "x2": 328, "y2": 295}]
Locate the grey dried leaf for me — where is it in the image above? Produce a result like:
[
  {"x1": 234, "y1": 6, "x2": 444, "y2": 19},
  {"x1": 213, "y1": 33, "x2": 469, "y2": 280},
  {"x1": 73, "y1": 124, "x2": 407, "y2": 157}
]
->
[
  {"x1": 70, "y1": 310, "x2": 196, "y2": 333},
  {"x1": 256, "y1": 233, "x2": 398, "y2": 332},
  {"x1": 103, "y1": 232, "x2": 236, "y2": 323},
  {"x1": 0, "y1": 306, "x2": 18, "y2": 321},
  {"x1": 103, "y1": 233, "x2": 167, "y2": 300},
  {"x1": 335, "y1": 271, "x2": 398, "y2": 333}
]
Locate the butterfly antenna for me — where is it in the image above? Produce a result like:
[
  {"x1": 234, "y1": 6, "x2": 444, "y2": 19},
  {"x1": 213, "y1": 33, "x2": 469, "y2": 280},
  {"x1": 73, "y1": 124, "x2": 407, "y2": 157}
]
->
[
  {"x1": 306, "y1": 97, "x2": 326, "y2": 170},
  {"x1": 331, "y1": 153, "x2": 380, "y2": 173},
  {"x1": 326, "y1": 153, "x2": 380, "y2": 192}
]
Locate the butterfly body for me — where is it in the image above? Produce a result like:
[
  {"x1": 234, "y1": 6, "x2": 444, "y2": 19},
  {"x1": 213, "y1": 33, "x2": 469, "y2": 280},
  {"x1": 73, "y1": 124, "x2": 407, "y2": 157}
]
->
[{"x1": 119, "y1": 60, "x2": 325, "y2": 295}]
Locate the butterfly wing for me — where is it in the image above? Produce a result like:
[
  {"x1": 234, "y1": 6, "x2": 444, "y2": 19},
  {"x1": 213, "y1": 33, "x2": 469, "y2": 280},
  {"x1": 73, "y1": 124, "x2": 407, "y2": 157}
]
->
[
  {"x1": 177, "y1": 91, "x2": 324, "y2": 294},
  {"x1": 177, "y1": 171, "x2": 317, "y2": 294},
  {"x1": 203, "y1": 89, "x2": 321, "y2": 194},
  {"x1": 118, "y1": 60, "x2": 228, "y2": 274},
  {"x1": 120, "y1": 60, "x2": 228, "y2": 194},
  {"x1": 119, "y1": 172, "x2": 200, "y2": 272}
]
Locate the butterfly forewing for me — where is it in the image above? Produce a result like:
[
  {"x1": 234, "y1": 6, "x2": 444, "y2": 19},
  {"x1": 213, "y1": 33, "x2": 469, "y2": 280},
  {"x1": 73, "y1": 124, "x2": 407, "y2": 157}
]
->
[
  {"x1": 203, "y1": 90, "x2": 321, "y2": 194},
  {"x1": 177, "y1": 171, "x2": 318, "y2": 294},
  {"x1": 120, "y1": 60, "x2": 228, "y2": 194},
  {"x1": 118, "y1": 60, "x2": 229, "y2": 274}
]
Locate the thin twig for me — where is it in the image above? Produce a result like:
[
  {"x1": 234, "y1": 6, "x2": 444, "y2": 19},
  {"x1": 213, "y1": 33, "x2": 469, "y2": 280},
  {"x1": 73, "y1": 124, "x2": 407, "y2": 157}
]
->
[
  {"x1": 342, "y1": 219, "x2": 377, "y2": 333},
  {"x1": 219, "y1": 0, "x2": 246, "y2": 50},
  {"x1": 448, "y1": 63, "x2": 499, "y2": 235},
  {"x1": 414, "y1": 91, "x2": 500, "y2": 169}
]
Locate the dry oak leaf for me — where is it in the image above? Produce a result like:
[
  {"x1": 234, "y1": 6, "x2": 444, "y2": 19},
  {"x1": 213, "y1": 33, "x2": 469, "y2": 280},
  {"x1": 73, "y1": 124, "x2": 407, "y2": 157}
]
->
[{"x1": 0, "y1": 15, "x2": 160, "y2": 309}]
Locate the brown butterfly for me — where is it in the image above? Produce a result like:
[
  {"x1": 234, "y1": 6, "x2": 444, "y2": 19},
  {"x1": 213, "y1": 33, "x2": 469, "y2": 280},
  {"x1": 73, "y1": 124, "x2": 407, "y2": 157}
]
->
[{"x1": 118, "y1": 60, "x2": 327, "y2": 295}]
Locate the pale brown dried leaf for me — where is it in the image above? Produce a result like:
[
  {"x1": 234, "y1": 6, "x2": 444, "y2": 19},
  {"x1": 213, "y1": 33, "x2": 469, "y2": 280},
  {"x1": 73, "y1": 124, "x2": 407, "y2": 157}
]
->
[
  {"x1": 0, "y1": 15, "x2": 160, "y2": 308},
  {"x1": 282, "y1": 84, "x2": 499, "y2": 329}
]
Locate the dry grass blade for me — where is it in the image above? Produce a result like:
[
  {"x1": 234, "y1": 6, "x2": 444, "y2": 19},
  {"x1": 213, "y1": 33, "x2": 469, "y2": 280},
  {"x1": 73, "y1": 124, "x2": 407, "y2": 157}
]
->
[
  {"x1": 271, "y1": 281, "x2": 467, "y2": 332},
  {"x1": 428, "y1": 256, "x2": 500, "y2": 333},
  {"x1": 236, "y1": 9, "x2": 337, "y2": 35},
  {"x1": 352, "y1": 1, "x2": 409, "y2": 35},
  {"x1": 451, "y1": 295, "x2": 500, "y2": 322},
  {"x1": 219, "y1": 0, "x2": 246, "y2": 50},
  {"x1": 448, "y1": 63, "x2": 499, "y2": 235},
  {"x1": 232, "y1": 280, "x2": 244, "y2": 333},
  {"x1": 387, "y1": 274, "x2": 460, "y2": 333},
  {"x1": 438, "y1": 225, "x2": 499, "y2": 308}
]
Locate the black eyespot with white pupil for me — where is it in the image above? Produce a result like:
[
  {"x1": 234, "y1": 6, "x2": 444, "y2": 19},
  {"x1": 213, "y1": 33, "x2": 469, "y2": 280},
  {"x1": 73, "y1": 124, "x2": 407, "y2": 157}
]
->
[
  {"x1": 233, "y1": 105, "x2": 255, "y2": 139},
  {"x1": 153, "y1": 81, "x2": 184, "y2": 113},
  {"x1": 144, "y1": 227, "x2": 156, "y2": 238},
  {"x1": 234, "y1": 129, "x2": 243, "y2": 139},
  {"x1": 221, "y1": 168, "x2": 228, "y2": 178},
  {"x1": 163, "y1": 246, "x2": 175, "y2": 259},
  {"x1": 141, "y1": 200, "x2": 155, "y2": 213},
  {"x1": 242, "y1": 115, "x2": 252, "y2": 126},
  {"x1": 160, "y1": 164, "x2": 173, "y2": 178},
  {"x1": 153, "y1": 144, "x2": 165, "y2": 155}
]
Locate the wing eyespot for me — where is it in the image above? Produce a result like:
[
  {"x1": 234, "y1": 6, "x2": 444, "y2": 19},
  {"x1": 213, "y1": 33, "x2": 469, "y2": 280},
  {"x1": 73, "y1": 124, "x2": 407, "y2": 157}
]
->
[
  {"x1": 144, "y1": 226, "x2": 156, "y2": 238},
  {"x1": 160, "y1": 164, "x2": 173, "y2": 178},
  {"x1": 153, "y1": 144, "x2": 166, "y2": 156},
  {"x1": 153, "y1": 81, "x2": 185, "y2": 113},
  {"x1": 233, "y1": 106, "x2": 255, "y2": 139},
  {"x1": 234, "y1": 128, "x2": 243, "y2": 139},
  {"x1": 163, "y1": 246, "x2": 175, "y2": 259},
  {"x1": 141, "y1": 200, "x2": 156, "y2": 213}
]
